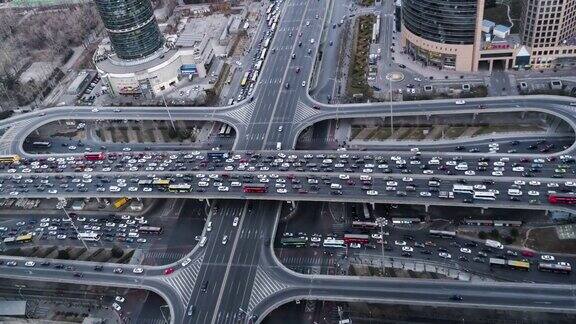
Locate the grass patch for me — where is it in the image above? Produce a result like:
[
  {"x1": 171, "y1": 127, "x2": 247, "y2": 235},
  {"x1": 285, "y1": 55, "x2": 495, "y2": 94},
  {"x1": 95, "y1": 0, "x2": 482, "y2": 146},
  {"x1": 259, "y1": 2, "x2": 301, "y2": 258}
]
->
[{"x1": 347, "y1": 15, "x2": 375, "y2": 99}]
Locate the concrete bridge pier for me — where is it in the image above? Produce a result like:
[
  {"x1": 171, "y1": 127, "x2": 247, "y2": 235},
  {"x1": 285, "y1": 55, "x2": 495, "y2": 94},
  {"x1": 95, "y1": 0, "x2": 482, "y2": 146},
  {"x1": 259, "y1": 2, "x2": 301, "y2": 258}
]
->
[
  {"x1": 370, "y1": 202, "x2": 375, "y2": 210},
  {"x1": 424, "y1": 204, "x2": 429, "y2": 213}
]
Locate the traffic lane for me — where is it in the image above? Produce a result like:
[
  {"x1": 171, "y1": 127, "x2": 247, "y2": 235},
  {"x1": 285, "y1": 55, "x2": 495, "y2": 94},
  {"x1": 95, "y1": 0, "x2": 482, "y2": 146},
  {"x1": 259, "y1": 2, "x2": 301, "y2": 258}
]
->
[
  {"x1": 186, "y1": 202, "x2": 244, "y2": 323},
  {"x1": 216, "y1": 202, "x2": 276, "y2": 322}
]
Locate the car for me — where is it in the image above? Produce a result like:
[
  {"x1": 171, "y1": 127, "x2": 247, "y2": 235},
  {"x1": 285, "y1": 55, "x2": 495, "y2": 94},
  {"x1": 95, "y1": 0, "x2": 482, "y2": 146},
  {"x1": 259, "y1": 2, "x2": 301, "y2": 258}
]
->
[
  {"x1": 460, "y1": 248, "x2": 471, "y2": 254},
  {"x1": 450, "y1": 294, "x2": 463, "y2": 301},
  {"x1": 164, "y1": 267, "x2": 175, "y2": 275},
  {"x1": 541, "y1": 255, "x2": 555, "y2": 261},
  {"x1": 201, "y1": 281, "x2": 209, "y2": 292},
  {"x1": 455, "y1": 100, "x2": 466, "y2": 105},
  {"x1": 24, "y1": 261, "x2": 36, "y2": 267},
  {"x1": 349, "y1": 243, "x2": 362, "y2": 249},
  {"x1": 439, "y1": 252, "x2": 452, "y2": 259},
  {"x1": 187, "y1": 305, "x2": 196, "y2": 316},
  {"x1": 366, "y1": 190, "x2": 378, "y2": 196},
  {"x1": 115, "y1": 296, "x2": 125, "y2": 303},
  {"x1": 558, "y1": 261, "x2": 571, "y2": 267},
  {"x1": 222, "y1": 235, "x2": 228, "y2": 245},
  {"x1": 394, "y1": 240, "x2": 406, "y2": 246},
  {"x1": 91, "y1": 108, "x2": 99, "y2": 113},
  {"x1": 402, "y1": 246, "x2": 413, "y2": 252},
  {"x1": 301, "y1": 81, "x2": 306, "y2": 87},
  {"x1": 181, "y1": 257, "x2": 193, "y2": 267},
  {"x1": 233, "y1": 217, "x2": 239, "y2": 226},
  {"x1": 113, "y1": 267, "x2": 123, "y2": 274},
  {"x1": 133, "y1": 267, "x2": 144, "y2": 274},
  {"x1": 112, "y1": 303, "x2": 122, "y2": 311}
]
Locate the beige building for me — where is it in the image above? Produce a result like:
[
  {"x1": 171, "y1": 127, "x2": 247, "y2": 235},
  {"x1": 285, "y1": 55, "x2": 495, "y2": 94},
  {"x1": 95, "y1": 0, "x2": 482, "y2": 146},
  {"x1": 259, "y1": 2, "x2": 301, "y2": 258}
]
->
[{"x1": 520, "y1": 0, "x2": 576, "y2": 68}]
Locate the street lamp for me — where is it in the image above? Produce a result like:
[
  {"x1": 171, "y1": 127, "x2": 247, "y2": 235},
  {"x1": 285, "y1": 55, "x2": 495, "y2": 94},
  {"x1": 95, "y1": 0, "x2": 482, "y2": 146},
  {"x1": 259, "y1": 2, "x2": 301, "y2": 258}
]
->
[
  {"x1": 376, "y1": 217, "x2": 388, "y2": 273},
  {"x1": 388, "y1": 78, "x2": 393, "y2": 134},
  {"x1": 160, "y1": 92, "x2": 176, "y2": 131}
]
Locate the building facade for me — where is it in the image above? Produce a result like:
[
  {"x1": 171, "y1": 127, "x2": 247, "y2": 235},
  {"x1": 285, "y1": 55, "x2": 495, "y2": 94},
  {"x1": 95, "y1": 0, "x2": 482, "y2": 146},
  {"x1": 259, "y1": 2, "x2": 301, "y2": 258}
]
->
[
  {"x1": 94, "y1": 0, "x2": 164, "y2": 60},
  {"x1": 400, "y1": 0, "x2": 485, "y2": 71},
  {"x1": 520, "y1": 0, "x2": 576, "y2": 68}
]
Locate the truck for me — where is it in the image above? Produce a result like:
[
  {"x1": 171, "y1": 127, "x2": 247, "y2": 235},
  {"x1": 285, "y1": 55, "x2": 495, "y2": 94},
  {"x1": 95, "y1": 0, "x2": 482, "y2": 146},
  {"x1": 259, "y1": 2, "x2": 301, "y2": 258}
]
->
[
  {"x1": 438, "y1": 191, "x2": 454, "y2": 199},
  {"x1": 485, "y1": 239, "x2": 504, "y2": 250}
]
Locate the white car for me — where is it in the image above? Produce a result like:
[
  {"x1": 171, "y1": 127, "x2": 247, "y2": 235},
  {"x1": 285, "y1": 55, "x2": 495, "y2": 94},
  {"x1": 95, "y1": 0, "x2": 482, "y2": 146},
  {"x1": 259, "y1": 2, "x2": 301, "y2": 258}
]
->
[
  {"x1": 455, "y1": 100, "x2": 466, "y2": 105},
  {"x1": 222, "y1": 235, "x2": 228, "y2": 245},
  {"x1": 371, "y1": 233, "x2": 383, "y2": 240},
  {"x1": 302, "y1": 81, "x2": 306, "y2": 87},
  {"x1": 91, "y1": 108, "x2": 99, "y2": 112},
  {"x1": 112, "y1": 303, "x2": 122, "y2": 311},
  {"x1": 529, "y1": 181, "x2": 541, "y2": 186},
  {"x1": 24, "y1": 261, "x2": 36, "y2": 267},
  {"x1": 394, "y1": 240, "x2": 407, "y2": 246},
  {"x1": 217, "y1": 186, "x2": 229, "y2": 192},
  {"x1": 402, "y1": 246, "x2": 413, "y2": 252},
  {"x1": 277, "y1": 188, "x2": 288, "y2": 194},
  {"x1": 349, "y1": 243, "x2": 361, "y2": 249},
  {"x1": 460, "y1": 248, "x2": 471, "y2": 254},
  {"x1": 527, "y1": 190, "x2": 539, "y2": 196},
  {"x1": 439, "y1": 252, "x2": 452, "y2": 259},
  {"x1": 402, "y1": 177, "x2": 413, "y2": 182},
  {"x1": 133, "y1": 267, "x2": 144, "y2": 274},
  {"x1": 339, "y1": 174, "x2": 350, "y2": 180},
  {"x1": 541, "y1": 255, "x2": 555, "y2": 261},
  {"x1": 366, "y1": 190, "x2": 378, "y2": 196},
  {"x1": 419, "y1": 191, "x2": 431, "y2": 197},
  {"x1": 115, "y1": 296, "x2": 125, "y2": 303},
  {"x1": 181, "y1": 257, "x2": 192, "y2": 267},
  {"x1": 233, "y1": 217, "x2": 239, "y2": 227}
]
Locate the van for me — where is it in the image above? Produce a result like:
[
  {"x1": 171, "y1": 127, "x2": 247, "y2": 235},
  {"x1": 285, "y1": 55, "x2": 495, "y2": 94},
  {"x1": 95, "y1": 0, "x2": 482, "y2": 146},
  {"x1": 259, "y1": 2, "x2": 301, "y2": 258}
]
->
[
  {"x1": 276, "y1": 142, "x2": 282, "y2": 150},
  {"x1": 330, "y1": 183, "x2": 342, "y2": 189},
  {"x1": 199, "y1": 236, "x2": 207, "y2": 247}
]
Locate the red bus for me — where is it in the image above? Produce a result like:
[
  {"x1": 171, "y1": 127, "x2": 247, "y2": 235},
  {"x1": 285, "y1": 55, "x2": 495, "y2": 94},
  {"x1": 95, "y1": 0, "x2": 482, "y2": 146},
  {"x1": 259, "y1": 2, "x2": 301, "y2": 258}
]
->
[
  {"x1": 84, "y1": 152, "x2": 106, "y2": 161},
  {"x1": 343, "y1": 234, "x2": 370, "y2": 244},
  {"x1": 548, "y1": 194, "x2": 576, "y2": 205},
  {"x1": 243, "y1": 184, "x2": 268, "y2": 193}
]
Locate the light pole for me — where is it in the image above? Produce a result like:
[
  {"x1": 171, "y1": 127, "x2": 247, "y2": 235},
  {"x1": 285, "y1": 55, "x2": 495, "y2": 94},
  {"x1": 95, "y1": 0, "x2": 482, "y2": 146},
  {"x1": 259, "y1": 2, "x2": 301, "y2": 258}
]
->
[
  {"x1": 59, "y1": 202, "x2": 89, "y2": 250},
  {"x1": 388, "y1": 78, "x2": 393, "y2": 134},
  {"x1": 160, "y1": 92, "x2": 176, "y2": 131},
  {"x1": 376, "y1": 217, "x2": 388, "y2": 273}
]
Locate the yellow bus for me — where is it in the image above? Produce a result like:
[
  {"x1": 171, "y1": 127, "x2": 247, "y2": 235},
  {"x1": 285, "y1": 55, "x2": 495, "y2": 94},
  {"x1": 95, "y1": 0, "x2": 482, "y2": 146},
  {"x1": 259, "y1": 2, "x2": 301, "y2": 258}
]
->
[
  {"x1": 15, "y1": 233, "x2": 33, "y2": 243},
  {"x1": 113, "y1": 197, "x2": 130, "y2": 209},
  {"x1": 240, "y1": 72, "x2": 250, "y2": 87},
  {"x1": 0, "y1": 155, "x2": 20, "y2": 164},
  {"x1": 152, "y1": 179, "x2": 171, "y2": 186}
]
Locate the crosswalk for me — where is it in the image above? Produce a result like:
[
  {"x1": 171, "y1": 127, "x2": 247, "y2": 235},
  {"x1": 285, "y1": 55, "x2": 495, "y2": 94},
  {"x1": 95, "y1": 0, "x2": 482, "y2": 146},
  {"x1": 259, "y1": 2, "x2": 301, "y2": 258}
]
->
[
  {"x1": 248, "y1": 265, "x2": 289, "y2": 312},
  {"x1": 160, "y1": 255, "x2": 203, "y2": 305},
  {"x1": 224, "y1": 101, "x2": 255, "y2": 125},
  {"x1": 130, "y1": 317, "x2": 166, "y2": 324},
  {"x1": 279, "y1": 255, "x2": 332, "y2": 266},
  {"x1": 142, "y1": 250, "x2": 187, "y2": 265},
  {"x1": 292, "y1": 100, "x2": 321, "y2": 124}
]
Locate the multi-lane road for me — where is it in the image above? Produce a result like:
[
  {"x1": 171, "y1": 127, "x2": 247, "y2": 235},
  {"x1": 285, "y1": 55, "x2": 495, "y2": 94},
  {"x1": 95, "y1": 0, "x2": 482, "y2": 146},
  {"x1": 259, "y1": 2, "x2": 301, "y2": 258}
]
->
[{"x1": 0, "y1": 0, "x2": 576, "y2": 323}]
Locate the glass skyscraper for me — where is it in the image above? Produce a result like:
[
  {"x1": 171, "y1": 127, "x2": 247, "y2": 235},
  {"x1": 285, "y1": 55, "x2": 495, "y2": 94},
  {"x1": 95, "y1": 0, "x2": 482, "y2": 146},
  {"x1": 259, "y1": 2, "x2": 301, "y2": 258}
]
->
[{"x1": 94, "y1": 0, "x2": 164, "y2": 60}]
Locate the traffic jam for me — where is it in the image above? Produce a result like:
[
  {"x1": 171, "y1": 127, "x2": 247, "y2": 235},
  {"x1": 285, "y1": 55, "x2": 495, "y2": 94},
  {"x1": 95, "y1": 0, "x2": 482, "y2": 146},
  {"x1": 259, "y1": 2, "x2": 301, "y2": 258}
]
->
[{"x1": 0, "y1": 151, "x2": 574, "y2": 206}]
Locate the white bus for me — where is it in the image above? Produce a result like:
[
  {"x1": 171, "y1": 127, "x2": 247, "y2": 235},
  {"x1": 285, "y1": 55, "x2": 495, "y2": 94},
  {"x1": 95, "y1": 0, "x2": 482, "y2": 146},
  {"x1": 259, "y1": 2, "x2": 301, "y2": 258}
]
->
[
  {"x1": 263, "y1": 37, "x2": 271, "y2": 49},
  {"x1": 251, "y1": 71, "x2": 259, "y2": 82},
  {"x1": 254, "y1": 60, "x2": 263, "y2": 71},
  {"x1": 271, "y1": 22, "x2": 277, "y2": 31},
  {"x1": 452, "y1": 184, "x2": 474, "y2": 194},
  {"x1": 259, "y1": 48, "x2": 267, "y2": 60},
  {"x1": 323, "y1": 238, "x2": 346, "y2": 248},
  {"x1": 473, "y1": 191, "x2": 497, "y2": 200},
  {"x1": 78, "y1": 232, "x2": 100, "y2": 241}
]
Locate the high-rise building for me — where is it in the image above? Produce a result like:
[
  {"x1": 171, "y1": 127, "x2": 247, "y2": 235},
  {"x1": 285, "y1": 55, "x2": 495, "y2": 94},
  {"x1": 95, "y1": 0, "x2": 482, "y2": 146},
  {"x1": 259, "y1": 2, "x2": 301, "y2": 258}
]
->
[
  {"x1": 94, "y1": 0, "x2": 164, "y2": 60},
  {"x1": 520, "y1": 0, "x2": 576, "y2": 68},
  {"x1": 400, "y1": 0, "x2": 485, "y2": 71}
]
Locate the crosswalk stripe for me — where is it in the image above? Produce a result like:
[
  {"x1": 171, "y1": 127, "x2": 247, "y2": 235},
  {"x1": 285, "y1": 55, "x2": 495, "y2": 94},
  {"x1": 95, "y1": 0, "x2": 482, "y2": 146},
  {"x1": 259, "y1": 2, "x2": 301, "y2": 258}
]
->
[
  {"x1": 292, "y1": 100, "x2": 321, "y2": 125},
  {"x1": 160, "y1": 255, "x2": 203, "y2": 305},
  {"x1": 248, "y1": 266, "x2": 289, "y2": 312}
]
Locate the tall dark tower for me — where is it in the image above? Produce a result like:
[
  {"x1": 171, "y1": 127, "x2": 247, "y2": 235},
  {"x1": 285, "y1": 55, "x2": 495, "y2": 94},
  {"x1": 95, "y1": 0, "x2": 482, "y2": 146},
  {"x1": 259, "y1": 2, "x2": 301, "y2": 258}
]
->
[{"x1": 94, "y1": 0, "x2": 164, "y2": 60}]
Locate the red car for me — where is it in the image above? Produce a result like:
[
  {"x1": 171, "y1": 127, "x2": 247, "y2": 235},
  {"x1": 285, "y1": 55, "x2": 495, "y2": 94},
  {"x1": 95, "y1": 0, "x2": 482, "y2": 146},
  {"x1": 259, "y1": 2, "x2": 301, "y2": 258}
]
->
[
  {"x1": 164, "y1": 268, "x2": 175, "y2": 275},
  {"x1": 521, "y1": 250, "x2": 535, "y2": 257}
]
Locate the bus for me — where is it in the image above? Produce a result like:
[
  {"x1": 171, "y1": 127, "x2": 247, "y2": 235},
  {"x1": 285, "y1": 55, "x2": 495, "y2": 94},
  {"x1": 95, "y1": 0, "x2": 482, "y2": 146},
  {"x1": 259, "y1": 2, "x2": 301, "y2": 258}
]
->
[
  {"x1": 263, "y1": 37, "x2": 271, "y2": 48},
  {"x1": 548, "y1": 194, "x2": 576, "y2": 205},
  {"x1": 77, "y1": 232, "x2": 100, "y2": 241},
  {"x1": 84, "y1": 152, "x2": 105, "y2": 161},
  {"x1": 139, "y1": 226, "x2": 163, "y2": 235},
  {"x1": 473, "y1": 191, "x2": 497, "y2": 200},
  {"x1": 152, "y1": 179, "x2": 171, "y2": 186},
  {"x1": 429, "y1": 230, "x2": 456, "y2": 239},
  {"x1": 243, "y1": 184, "x2": 268, "y2": 193},
  {"x1": 343, "y1": 234, "x2": 370, "y2": 244},
  {"x1": 280, "y1": 237, "x2": 308, "y2": 247},
  {"x1": 489, "y1": 258, "x2": 530, "y2": 271},
  {"x1": 251, "y1": 71, "x2": 259, "y2": 83},
  {"x1": 266, "y1": 3, "x2": 274, "y2": 14},
  {"x1": 219, "y1": 124, "x2": 227, "y2": 136},
  {"x1": 362, "y1": 204, "x2": 371, "y2": 219},
  {"x1": 168, "y1": 184, "x2": 192, "y2": 193},
  {"x1": 240, "y1": 72, "x2": 250, "y2": 87},
  {"x1": 452, "y1": 184, "x2": 474, "y2": 194},
  {"x1": 15, "y1": 233, "x2": 33, "y2": 243},
  {"x1": 32, "y1": 141, "x2": 51, "y2": 148},
  {"x1": 113, "y1": 197, "x2": 130, "y2": 209},
  {"x1": 255, "y1": 60, "x2": 263, "y2": 71},
  {"x1": 0, "y1": 155, "x2": 20, "y2": 164},
  {"x1": 538, "y1": 262, "x2": 571, "y2": 274},
  {"x1": 352, "y1": 221, "x2": 378, "y2": 230},
  {"x1": 224, "y1": 125, "x2": 233, "y2": 137},
  {"x1": 271, "y1": 22, "x2": 277, "y2": 31},
  {"x1": 207, "y1": 152, "x2": 229, "y2": 160},
  {"x1": 323, "y1": 238, "x2": 346, "y2": 248},
  {"x1": 259, "y1": 48, "x2": 267, "y2": 60}
]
